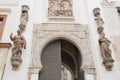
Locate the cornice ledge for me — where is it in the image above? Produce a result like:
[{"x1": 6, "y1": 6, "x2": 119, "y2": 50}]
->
[{"x1": 0, "y1": 8, "x2": 11, "y2": 13}]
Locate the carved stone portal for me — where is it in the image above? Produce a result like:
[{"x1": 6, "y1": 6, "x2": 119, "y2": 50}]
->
[
  {"x1": 29, "y1": 23, "x2": 96, "y2": 79},
  {"x1": 48, "y1": 0, "x2": 73, "y2": 17}
]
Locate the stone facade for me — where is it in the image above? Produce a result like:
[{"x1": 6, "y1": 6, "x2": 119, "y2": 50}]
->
[{"x1": 0, "y1": 0, "x2": 120, "y2": 80}]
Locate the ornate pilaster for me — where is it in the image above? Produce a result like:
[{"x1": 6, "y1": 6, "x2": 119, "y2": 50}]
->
[{"x1": 93, "y1": 8, "x2": 114, "y2": 71}]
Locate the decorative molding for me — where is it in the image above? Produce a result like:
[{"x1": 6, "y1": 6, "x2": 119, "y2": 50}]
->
[
  {"x1": 81, "y1": 67, "x2": 96, "y2": 75},
  {"x1": 0, "y1": 43, "x2": 11, "y2": 48},
  {"x1": 28, "y1": 67, "x2": 43, "y2": 74},
  {"x1": 0, "y1": 8, "x2": 11, "y2": 13},
  {"x1": 29, "y1": 23, "x2": 95, "y2": 77}
]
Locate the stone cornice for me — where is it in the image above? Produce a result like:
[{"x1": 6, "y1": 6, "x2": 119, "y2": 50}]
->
[
  {"x1": 0, "y1": 8, "x2": 11, "y2": 13},
  {"x1": 0, "y1": 43, "x2": 11, "y2": 48}
]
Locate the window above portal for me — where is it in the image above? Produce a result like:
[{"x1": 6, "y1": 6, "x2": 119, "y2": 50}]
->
[{"x1": 48, "y1": 0, "x2": 73, "y2": 17}]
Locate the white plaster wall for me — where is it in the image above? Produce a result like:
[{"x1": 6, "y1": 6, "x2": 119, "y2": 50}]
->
[
  {"x1": 102, "y1": 7, "x2": 120, "y2": 37},
  {"x1": 2, "y1": 0, "x2": 34, "y2": 80},
  {"x1": 102, "y1": 5, "x2": 120, "y2": 71}
]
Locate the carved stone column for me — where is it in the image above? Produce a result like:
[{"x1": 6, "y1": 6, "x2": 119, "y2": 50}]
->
[{"x1": 93, "y1": 8, "x2": 114, "y2": 71}]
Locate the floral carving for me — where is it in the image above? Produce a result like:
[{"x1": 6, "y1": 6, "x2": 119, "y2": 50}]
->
[{"x1": 48, "y1": 0, "x2": 73, "y2": 17}]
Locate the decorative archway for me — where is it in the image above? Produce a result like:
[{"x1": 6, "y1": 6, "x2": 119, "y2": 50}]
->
[
  {"x1": 39, "y1": 39, "x2": 84, "y2": 80},
  {"x1": 28, "y1": 23, "x2": 96, "y2": 80}
]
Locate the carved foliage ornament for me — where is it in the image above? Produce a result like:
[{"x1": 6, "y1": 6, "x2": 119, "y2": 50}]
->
[
  {"x1": 93, "y1": 8, "x2": 114, "y2": 71},
  {"x1": 48, "y1": 0, "x2": 73, "y2": 17}
]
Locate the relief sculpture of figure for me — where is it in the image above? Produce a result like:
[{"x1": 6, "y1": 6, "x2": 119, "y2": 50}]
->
[
  {"x1": 19, "y1": 11, "x2": 28, "y2": 32},
  {"x1": 99, "y1": 33, "x2": 114, "y2": 71},
  {"x1": 10, "y1": 30, "x2": 26, "y2": 57}
]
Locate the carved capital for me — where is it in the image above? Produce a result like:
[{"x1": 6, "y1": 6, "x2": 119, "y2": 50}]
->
[
  {"x1": 28, "y1": 67, "x2": 43, "y2": 74},
  {"x1": 80, "y1": 67, "x2": 96, "y2": 75}
]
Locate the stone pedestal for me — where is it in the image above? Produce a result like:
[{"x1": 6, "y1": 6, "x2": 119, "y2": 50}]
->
[{"x1": 10, "y1": 56, "x2": 22, "y2": 70}]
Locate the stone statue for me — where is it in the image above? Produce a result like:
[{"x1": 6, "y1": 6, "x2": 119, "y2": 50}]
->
[
  {"x1": 10, "y1": 30, "x2": 26, "y2": 57},
  {"x1": 99, "y1": 34, "x2": 112, "y2": 60},
  {"x1": 19, "y1": 11, "x2": 28, "y2": 32},
  {"x1": 99, "y1": 33, "x2": 114, "y2": 71},
  {"x1": 19, "y1": 5, "x2": 29, "y2": 32}
]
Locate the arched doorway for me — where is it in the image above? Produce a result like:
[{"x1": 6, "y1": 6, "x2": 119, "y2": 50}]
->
[{"x1": 39, "y1": 39, "x2": 84, "y2": 80}]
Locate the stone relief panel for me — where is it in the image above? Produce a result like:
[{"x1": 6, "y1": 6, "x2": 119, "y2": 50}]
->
[
  {"x1": 48, "y1": 0, "x2": 73, "y2": 17},
  {"x1": 29, "y1": 23, "x2": 95, "y2": 75}
]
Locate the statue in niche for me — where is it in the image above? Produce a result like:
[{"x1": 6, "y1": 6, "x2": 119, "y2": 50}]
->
[
  {"x1": 10, "y1": 30, "x2": 26, "y2": 57},
  {"x1": 48, "y1": 0, "x2": 73, "y2": 17},
  {"x1": 99, "y1": 33, "x2": 114, "y2": 71}
]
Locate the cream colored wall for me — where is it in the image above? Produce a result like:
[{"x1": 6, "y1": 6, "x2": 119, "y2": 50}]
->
[
  {"x1": 1, "y1": 0, "x2": 120, "y2": 80},
  {"x1": 102, "y1": 5, "x2": 120, "y2": 71}
]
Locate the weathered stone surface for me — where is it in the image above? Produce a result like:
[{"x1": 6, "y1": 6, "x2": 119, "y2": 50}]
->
[
  {"x1": 48, "y1": 0, "x2": 73, "y2": 17},
  {"x1": 29, "y1": 23, "x2": 95, "y2": 75}
]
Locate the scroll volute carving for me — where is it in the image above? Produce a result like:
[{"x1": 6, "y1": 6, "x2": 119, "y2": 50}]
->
[
  {"x1": 93, "y1": 8, "x2": 114, "y2": 71},
  {"x1": 48, "y1": 0, "x2": 73, "y2": 17}
]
